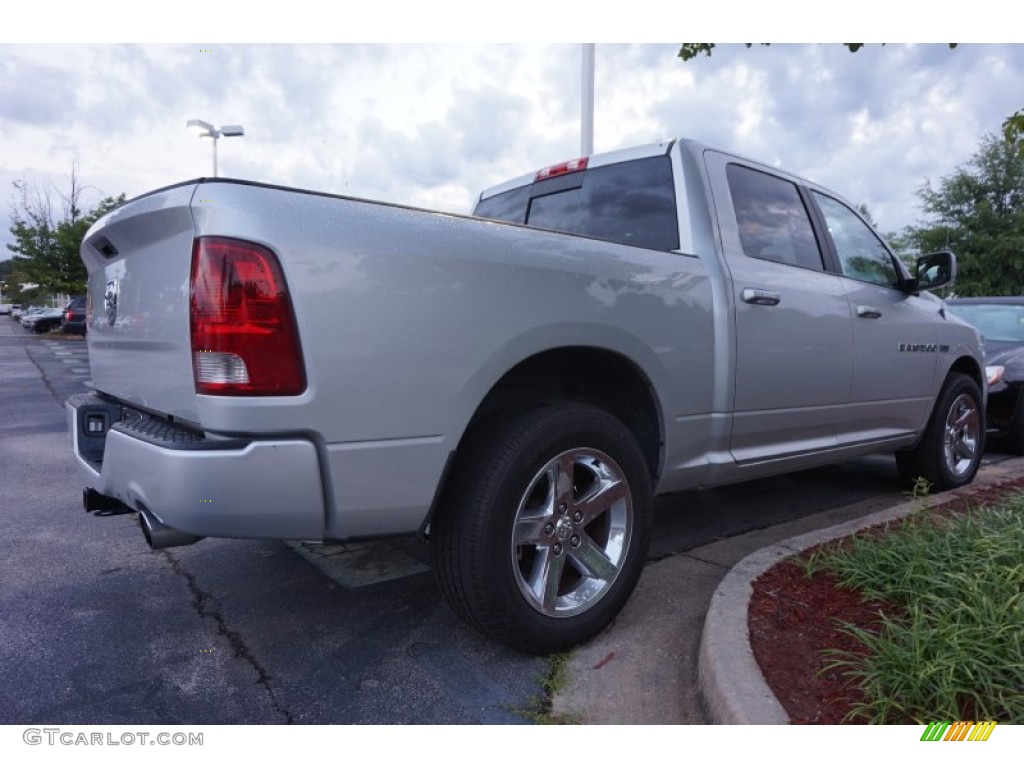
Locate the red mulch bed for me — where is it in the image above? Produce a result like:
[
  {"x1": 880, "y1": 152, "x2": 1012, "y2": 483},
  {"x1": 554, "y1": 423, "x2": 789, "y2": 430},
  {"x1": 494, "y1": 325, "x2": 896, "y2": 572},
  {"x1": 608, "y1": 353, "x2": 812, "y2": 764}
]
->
[{"x1": 747, "y1": 475, "x2": 1024, "y2": 724}]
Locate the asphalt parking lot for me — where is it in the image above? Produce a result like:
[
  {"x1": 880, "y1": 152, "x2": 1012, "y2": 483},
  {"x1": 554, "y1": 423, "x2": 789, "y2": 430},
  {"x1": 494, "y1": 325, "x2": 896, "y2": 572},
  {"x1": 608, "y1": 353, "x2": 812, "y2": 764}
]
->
[
  {"x1": 1, "y1": 318, "x2": 991, "y2": 725},
  {"x1": 0, "y1": 321, "x2": 547, "y2": 724}
]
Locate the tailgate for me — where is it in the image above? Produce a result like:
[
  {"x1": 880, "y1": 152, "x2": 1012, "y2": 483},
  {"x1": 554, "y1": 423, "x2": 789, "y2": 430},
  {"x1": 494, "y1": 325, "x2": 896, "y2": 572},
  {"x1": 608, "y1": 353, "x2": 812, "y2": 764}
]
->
[{"x1": 81, "y1": 183, "x2": 200, "y2": 422}]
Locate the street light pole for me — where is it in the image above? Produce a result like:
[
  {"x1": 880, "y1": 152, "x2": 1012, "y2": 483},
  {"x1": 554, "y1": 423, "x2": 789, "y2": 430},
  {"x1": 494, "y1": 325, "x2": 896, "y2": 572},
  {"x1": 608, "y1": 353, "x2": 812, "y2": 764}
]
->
[
  {"x1": 187, "y1": 119, "x2": 245, "y2": 178},
  {"x1": 581, "y1": 44, "x2": 595, "y2": 157}
]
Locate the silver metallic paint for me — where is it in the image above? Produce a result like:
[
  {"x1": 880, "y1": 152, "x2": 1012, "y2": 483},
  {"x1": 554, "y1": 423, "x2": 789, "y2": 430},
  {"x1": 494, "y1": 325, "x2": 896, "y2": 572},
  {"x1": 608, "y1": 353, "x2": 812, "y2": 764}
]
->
[{"x1": 71, "y1": 139, "x2": 985, "y2": 542}]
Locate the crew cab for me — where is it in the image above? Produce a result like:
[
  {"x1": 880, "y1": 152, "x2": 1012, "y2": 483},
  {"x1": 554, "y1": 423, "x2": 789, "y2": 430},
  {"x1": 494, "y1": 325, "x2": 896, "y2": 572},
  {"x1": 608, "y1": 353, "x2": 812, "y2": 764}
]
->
[{"x1": 67, "y1": 138, "x2": 985, "y2": 653}]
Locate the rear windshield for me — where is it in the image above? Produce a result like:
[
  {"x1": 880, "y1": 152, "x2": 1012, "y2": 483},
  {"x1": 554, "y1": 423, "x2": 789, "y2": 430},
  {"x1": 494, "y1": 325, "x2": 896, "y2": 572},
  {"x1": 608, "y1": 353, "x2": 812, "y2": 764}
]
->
[{"x1": 474, "y1": 155, "x2": 679, "y2": 251}]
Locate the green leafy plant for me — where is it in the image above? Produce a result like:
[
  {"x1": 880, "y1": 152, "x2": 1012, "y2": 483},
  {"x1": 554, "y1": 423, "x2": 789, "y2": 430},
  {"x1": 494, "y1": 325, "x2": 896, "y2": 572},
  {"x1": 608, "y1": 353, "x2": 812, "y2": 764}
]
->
[
  {"x1": 805, "y1": 497, "x2": 1024, "y2": 723},
  {"x1": 509, "y1": 652, "x2": 582, "y2": 724}
]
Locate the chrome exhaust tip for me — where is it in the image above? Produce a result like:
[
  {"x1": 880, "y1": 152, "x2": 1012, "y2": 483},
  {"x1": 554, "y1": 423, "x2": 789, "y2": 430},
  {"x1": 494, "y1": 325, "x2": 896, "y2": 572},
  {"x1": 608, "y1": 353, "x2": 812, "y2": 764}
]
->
[{"x1": 138, "y1": 507, "x2": 203, "y2": 550}]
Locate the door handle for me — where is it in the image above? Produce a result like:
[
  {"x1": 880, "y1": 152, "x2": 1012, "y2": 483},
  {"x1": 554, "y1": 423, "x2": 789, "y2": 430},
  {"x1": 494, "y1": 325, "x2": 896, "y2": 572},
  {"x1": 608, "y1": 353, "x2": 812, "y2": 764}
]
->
[
  {"x1": 741, "y1": 288, "x2": 781, "y2": 306},
  {"x1": 857, "y1": 305, "x2": 882, "y2": 319}
]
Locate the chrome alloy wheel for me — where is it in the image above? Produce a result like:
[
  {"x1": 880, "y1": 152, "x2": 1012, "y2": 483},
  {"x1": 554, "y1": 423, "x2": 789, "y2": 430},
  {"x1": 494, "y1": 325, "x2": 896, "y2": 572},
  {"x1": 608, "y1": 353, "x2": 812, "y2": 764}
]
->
[
  {"x1": 510, "y1": 448, "x2": 633, "y2": 618},
  {"x1": 944, "y1": 393, "x2": 981, "y2": 478}
]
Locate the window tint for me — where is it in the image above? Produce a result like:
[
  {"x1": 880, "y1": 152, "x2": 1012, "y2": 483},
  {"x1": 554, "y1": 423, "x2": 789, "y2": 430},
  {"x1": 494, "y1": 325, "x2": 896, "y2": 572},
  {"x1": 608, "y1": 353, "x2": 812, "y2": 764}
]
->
[
  {"x1": 526, "y1": 156, "x2": 678, "y2": 250},
  {"x1": 727, "y1": 164, "x2": 823, "y2": 271},
  {"x1": 473, "y1": 155, "x2": 679, "y2": 251},
  {"x1": 813, "y1": 192, "x2": 899, "y2": 288},
  {"x1": 474, "y1": 185, "x2": 530, "y2": 224}
]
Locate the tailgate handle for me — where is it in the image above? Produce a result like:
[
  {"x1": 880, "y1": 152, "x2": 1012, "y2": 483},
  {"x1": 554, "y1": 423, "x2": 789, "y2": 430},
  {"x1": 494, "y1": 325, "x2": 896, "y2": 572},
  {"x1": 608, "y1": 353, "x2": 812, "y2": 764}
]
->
[
  {"x1": 741, "y1": 288, "x2": 780, "y2": 306},
  {"x1": 91, "y1": 235, "x2": 119, "y2": 259},
  {"x1": 857, "y1": 305, "x2": 883, "y2": 319}
]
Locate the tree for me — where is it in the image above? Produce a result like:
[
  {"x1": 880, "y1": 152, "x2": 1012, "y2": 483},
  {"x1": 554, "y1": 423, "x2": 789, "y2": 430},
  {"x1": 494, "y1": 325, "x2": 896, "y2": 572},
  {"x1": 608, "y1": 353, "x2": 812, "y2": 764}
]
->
[
  {"x1": 0, "y1": 257, "x2": 15, "y2": 299},
  {"x1": 6, "y1": 165, "x2": 125, "y2": 298},
  {"x1": 677, "y1": 43, "x2": 886, "y2": 61},
  {"x1": 1005, "y1": 109, "x2": 1024, "y2": 147},
  {"x1": 901, "y1": 134, "x2": 1024, "y2": 296}
]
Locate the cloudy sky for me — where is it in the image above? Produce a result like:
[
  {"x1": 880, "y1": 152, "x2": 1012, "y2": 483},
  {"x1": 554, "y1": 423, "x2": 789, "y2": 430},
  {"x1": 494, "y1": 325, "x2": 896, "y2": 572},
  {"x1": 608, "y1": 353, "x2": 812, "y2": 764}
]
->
[{"x1": 2, "y1": 11, "x2": 1022, "y2": 261}]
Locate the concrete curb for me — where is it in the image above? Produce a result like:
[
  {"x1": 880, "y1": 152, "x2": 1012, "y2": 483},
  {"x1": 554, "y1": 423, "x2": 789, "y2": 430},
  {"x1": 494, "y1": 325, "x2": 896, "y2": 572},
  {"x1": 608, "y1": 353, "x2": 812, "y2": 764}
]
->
[{"x1": 697, "y1": 458, "x2": 1024, "y2": 724}]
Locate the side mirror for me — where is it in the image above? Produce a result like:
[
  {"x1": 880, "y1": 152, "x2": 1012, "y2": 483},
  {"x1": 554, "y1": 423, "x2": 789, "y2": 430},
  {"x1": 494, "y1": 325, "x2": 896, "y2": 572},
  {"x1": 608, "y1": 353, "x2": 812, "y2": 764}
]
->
[{"x1": 912, "y1": 250, "x2": 957, "y2": 292}]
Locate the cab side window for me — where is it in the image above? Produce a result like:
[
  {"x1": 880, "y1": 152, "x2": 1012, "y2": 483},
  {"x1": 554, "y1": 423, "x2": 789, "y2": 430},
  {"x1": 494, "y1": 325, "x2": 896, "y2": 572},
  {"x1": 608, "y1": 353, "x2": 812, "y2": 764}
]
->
[
  {"x1": 727, "y1": 164, "x2": 824, "y2": 271},
  {"x1": 813, "y1": 192, "x2": 900, "y2": 289}
]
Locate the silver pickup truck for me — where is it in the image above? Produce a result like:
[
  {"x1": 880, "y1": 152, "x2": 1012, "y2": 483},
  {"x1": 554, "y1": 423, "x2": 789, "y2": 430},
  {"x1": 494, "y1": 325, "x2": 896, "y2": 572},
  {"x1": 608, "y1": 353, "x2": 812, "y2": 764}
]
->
[{"x1": 68, "y1": 138, "x2": 985, "y2": 653}]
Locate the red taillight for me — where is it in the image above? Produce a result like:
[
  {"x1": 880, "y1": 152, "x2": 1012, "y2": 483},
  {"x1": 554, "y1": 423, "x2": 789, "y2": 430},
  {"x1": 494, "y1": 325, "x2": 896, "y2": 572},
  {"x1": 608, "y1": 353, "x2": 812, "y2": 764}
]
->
[
  {"x1": 535, "y1": 157, "x2": 588, "y2": 181},
  {"x1": 190, "y1": 237, "x2": 306, "y2": 396}
]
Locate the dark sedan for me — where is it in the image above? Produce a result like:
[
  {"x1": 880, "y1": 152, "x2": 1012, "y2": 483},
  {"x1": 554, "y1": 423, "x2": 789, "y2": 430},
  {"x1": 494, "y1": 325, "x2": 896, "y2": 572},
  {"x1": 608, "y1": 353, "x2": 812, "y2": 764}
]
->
[
  {"x1": 947, "y1": 297, "x2": 1024, "y2": 453},
  {"x1": 21, "y1": 307, "x2": 65, "y2": 334}
]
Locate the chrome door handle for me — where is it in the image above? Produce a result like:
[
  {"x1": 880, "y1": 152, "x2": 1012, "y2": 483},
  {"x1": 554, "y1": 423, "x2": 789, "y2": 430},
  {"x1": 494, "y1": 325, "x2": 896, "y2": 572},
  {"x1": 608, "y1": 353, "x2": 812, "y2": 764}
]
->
[
  {"x1": 741, "y1": 288, "x2": 781, "y2": 306},
  {"x1": 857, "y1": 305, "x2": 882, "y2": 319}
]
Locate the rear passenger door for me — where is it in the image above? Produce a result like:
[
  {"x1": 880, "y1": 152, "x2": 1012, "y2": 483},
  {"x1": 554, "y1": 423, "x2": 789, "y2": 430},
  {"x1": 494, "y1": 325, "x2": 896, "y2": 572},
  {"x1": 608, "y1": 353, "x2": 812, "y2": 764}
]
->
[{"x1": 705, "y1": 152, "x2": 854, "y2": 464}]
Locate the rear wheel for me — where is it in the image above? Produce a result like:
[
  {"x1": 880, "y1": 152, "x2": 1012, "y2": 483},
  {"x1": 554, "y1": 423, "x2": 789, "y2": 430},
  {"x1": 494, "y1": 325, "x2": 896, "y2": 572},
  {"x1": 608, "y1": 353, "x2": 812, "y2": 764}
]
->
[
  {"x1": 432, "y1": 402, "x2": 653, "y2": 654},
  {"x1": 896, "y1": 372, "x2": 983, "y2": 491}
]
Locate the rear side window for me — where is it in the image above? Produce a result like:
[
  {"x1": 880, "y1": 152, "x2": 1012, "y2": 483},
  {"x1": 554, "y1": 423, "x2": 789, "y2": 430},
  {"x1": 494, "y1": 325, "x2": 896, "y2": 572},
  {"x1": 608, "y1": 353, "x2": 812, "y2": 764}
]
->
[
  {"x1": 727, "y1": 164, "x2": 824, "y2": 271},
  {"x1": 475, "y1": 155, "x2": 679, "y2": 251}
]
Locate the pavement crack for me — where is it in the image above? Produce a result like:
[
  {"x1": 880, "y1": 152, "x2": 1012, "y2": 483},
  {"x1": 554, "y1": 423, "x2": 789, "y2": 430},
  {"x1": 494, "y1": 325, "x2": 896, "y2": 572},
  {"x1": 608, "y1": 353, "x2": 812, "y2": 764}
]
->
[
  {"x1": 21, "y1": 340, "x2": 63, "y2": 405},
  {"x1": 646, "y1": 550, "x2": 730, "y2": 570},
  {"x1": 159, "y1": 549, "x2": 294, "y2": 724}
]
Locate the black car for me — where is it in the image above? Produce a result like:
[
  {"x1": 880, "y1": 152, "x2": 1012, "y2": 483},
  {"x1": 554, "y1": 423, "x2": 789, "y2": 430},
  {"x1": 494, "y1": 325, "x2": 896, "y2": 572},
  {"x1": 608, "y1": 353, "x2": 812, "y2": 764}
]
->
[
  {"x1": 947, "y1": 297, "x2": 1024, "y2": 452},
  {"x1": 21, "y1": 307, "x2": 65, "y2": 333},
  {"x1": 62, "y1": 295, "x2": 87, "y2": 334}
]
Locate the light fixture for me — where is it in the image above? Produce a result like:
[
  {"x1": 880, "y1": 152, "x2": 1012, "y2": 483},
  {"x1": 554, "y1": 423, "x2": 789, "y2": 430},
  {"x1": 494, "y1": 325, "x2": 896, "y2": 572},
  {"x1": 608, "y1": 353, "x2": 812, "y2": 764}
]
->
[{"x1": 186, "y1": 119, "x2": 245, "y2": 177}]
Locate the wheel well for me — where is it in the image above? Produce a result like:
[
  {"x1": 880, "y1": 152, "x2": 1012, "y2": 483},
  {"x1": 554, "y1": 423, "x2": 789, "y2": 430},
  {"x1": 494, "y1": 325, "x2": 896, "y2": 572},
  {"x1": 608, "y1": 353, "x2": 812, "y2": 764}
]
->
[
  {"x1": 464, "y1": 348, "x2": 663, "y2": 482},
  {"x1": 949, "y1": 355, "x2": 983, "y2": 391}
]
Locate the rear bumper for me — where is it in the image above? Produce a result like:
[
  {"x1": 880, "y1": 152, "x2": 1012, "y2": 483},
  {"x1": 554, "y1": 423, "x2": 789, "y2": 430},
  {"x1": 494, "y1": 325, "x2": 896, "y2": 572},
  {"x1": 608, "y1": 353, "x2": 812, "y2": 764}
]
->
[{"x1": 67, "y1": 393, "x2": 325, "y2": 540}]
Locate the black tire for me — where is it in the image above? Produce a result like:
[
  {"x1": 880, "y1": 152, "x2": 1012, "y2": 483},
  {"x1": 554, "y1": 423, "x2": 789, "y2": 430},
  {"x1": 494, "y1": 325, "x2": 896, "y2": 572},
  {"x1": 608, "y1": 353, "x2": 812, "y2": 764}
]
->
[
  {"x1": 431, "y1": 402, "x2": 653, "y2": 655},
  {"x1": 895, "y1": 372, "x2": 984, "y2": 491}
]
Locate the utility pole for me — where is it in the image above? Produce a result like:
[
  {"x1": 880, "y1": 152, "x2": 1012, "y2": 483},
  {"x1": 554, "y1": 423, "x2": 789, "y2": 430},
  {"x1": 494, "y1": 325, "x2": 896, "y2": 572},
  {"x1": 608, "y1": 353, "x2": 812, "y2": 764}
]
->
[{"x1": 581, "y1": 44, "x2": 595, "y2": 157}]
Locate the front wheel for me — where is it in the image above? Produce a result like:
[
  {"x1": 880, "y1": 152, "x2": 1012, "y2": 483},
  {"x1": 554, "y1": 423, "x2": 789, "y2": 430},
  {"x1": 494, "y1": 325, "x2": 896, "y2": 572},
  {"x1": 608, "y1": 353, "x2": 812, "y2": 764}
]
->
[
  {"x1": 431, "y1": 402, "x2": 653, "y2": 654},
  {"x1": 896, "y1": 372, "x2": 984, "y2": 491}
]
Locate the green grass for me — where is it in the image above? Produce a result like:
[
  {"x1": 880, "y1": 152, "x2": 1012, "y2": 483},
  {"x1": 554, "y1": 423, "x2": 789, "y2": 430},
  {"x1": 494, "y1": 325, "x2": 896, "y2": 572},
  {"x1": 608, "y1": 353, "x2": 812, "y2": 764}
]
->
[
  {"x1": 802, "y1": 493, "x2": 1024, "y2": 724},
  {"x1": 509, "y1": 652, "x2": 582, "y2": 724}
]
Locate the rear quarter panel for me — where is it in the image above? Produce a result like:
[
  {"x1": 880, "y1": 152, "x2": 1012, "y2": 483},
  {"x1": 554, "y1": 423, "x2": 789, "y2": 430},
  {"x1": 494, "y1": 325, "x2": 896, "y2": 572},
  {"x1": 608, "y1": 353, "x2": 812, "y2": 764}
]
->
[
  {"x1": 188, "y1": 182, "x2": 717, "y2": 535},
  {"x1": 82, "y1": 180, "x2": 717, "y2": 537},
  {"x1": 186, "y1": 182, "x2": 716, "y2": 444}
]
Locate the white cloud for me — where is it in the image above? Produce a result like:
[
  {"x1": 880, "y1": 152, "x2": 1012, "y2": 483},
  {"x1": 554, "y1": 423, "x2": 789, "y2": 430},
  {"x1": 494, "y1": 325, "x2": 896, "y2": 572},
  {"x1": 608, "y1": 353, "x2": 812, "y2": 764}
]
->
[{"x1": 2, "y1": 42, "x2": 1023, "y2": 261}]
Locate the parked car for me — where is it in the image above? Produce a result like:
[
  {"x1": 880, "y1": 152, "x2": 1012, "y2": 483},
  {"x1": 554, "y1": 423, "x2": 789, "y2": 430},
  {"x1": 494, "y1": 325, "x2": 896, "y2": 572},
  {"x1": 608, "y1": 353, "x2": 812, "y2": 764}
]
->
[
  {"x1": 21, "y1": 307, "x2": 64, "y2": 333},
  {"x1": 947, "y1": 297, "x2": 1024, "y2": 452},
  {"x1": 12, "y1": 305, "x2": 39, "y2": 321},
  {"x1": 0, "y1": 303, "x2": 16, "y2": 315},
  {"x1": 62, "y1": 295, "x2": 87, "y2": 334},
  {"x1": 17, "y1": 307, "x2": 46, "y2": 325}
]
